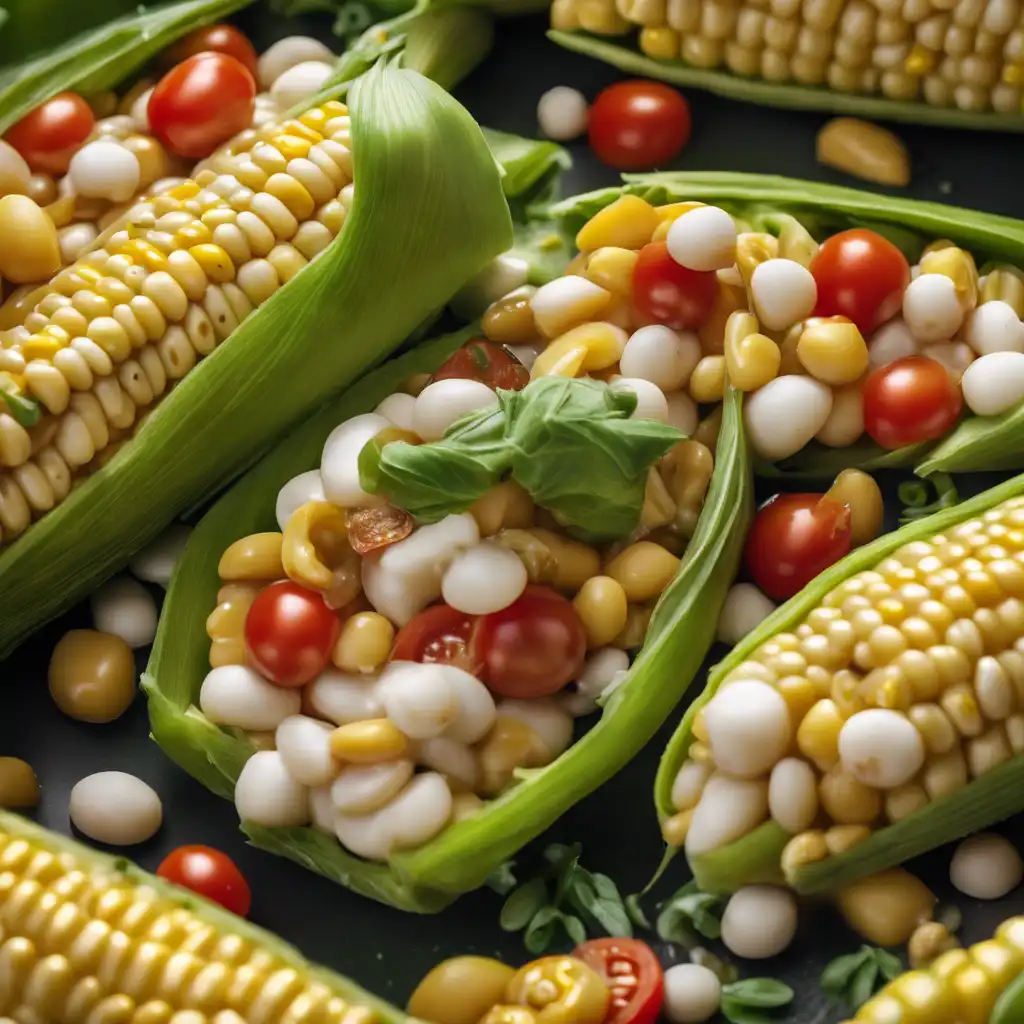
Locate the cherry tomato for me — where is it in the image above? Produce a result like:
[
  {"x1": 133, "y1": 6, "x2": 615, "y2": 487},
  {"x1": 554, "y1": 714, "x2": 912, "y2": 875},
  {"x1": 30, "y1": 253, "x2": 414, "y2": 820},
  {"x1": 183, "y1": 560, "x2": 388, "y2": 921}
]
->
[
  {"x1": 244, "y1": 581, "x2": 340, "y2": 687},
  {"x1": 745, "y1": 493, "x2": 853, "y2": 601},
  {"x1": 164, "y1": 24, "x2": 259, "y2": 79},
  {"x1": 810, "y1": 228, "x2": 911, "y2": 334},
  {"x1": 392, "y1": 604, "x2": 481, "y2": 673},
  {"x1": 148, "y1": 52, "x2": 256, "y2": 159},
  {"x1": 573, "y1": 939, "x2": 664, "y2": 1024},
  {"x1": 632, "y1": 241, "x2": 717, "y2": 331},
  {"x1": 588, "y1": 80, "x2": 692, "y2": 171},
  {"x1": 157, "y1": 845, "x2": 252, "y2": 917},
  {"x1": 5, "y1": 92, "x2": 95, "y2": 175},
  {"x1": 472, "y1": 585, "x2": 586, "y2": 698},
  {"x1": 863, "y1": 355, "x2": 963, "y2": 450},
  {"x1": 430, "y1": 341, "x2": 530, "y2": 391}
]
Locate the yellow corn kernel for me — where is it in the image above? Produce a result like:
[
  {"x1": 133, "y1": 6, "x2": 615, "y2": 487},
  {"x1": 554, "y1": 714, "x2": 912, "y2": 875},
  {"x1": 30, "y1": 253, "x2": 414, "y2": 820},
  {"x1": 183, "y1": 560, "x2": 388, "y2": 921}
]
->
[
  {"x1": 576, "y1": 0, "x2": 631, "y2": 34},
  {"x1": 736, "y1": 232, "x2": 779, "y2": 288},
  {"x1": 468, "y1": 480, "x2": 534, "y2": 537},
  {"x1": 825, "y1": 824, "x2": 872, "y2": 856},
  {"x1": 118, "y1": 238, "x2": 168, "y2": 272},
  {"x1": 980, "y1": 266, "x2": 1024, "y2": 318},
  {"x1": 555, "y1": 322, "x2": 628, "y2": 372},
  {"x1": 332, "y1": 612, "x2": 394, "y2": 674},
  {"x1": 948, "y1": 963, "x2": 997, "y2": 1024},
  {"x1": 689, "y1": 355, "x2": 726, "y2": 402},
  {"x1": 919, "y1": 246, "x2": 978, "y2": 311},
  {"x1": 217, "y1": 533, "x2": 285, "y2": 582},
  {"x1": 661, "y1": 809, "x2": 692, "y2": 846},
  {"x1": 584, "y1": 247, "x2": 638, "y2": 294},
  {"x1": 329, "y1": 719, "x2": 408, "y2": 763},
  {"x1": 908, "y1": 921, "x2": 960, "y2": 970},
  {"x1": 797, "y1": 317, "x2": 869, "y2": 385},
  {"x1": 836, "y1": 869, "x2": 936, "y2": 947},
  {"x1": 604, "y1": 541, "x2": 680, "y2": 603},
  {"x1": 270, "y1": 134, "x2": 314, "y2": 160},
  {"x1": 797, "y1": 698, "x2": 844, "y2": 770},
  {"x1": 819, "y1": 768, "x2": 882, "y2": 825},
  {"x1": 188, "y1": 244, "x2": 235, "y2": 284},
  {"x1": 169, "y1": 182, "x2": 201, "y2": 200},
  {"x1": 777, "y1": 675, "x2": 819, "y2": 726},
  {"x1": 724, "y1": 322, "x2": 780, "y2": 392},
  {"x1": 282, "y1": 501, "x2": 351, "y2": 592},
  {"x1": 530, "y1": 337, "x2": 588, "y2": 379},
  {"x1": 654, "y1": 201, "x2": 704, "y2": 225},
  {"x1": 640, "y1": 26, "x2": 680, "y2": 59},
  {"x1": 780, "y1": 830, "x2": 829, "y2": 874},
  {"x1": 20, "y1": 335, "x2": 65, "y2": 361},
  {"x1": 576, "y1": 195, "x2": 659, "y2": 252},
  {"x1": 613, "y1": 603, "x2": 653, "y2": 649},
  {"x1": 573, "y1": 575, "x2": 629, "y2": 648},
  {"x1": 777, "y1": 216, "x2": 820, "y2": 268}
]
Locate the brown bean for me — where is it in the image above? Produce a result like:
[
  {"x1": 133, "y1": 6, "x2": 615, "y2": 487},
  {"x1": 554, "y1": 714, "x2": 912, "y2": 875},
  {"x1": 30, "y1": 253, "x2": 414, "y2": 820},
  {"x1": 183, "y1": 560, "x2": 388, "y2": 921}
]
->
[
  {"x1": 0, "y1": 757, "x2": 39, "y2": 808},
  {"x1": 48, "y1": 629, "x2": 136, "y2": 723}
]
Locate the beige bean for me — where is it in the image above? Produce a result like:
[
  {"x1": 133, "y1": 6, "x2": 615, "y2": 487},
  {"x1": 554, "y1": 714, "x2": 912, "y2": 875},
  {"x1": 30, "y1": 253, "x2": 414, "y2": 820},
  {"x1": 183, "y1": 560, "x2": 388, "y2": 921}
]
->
[
  {"x1": 0, "y1": 756, "x2": 39, "y2": 808},
  {"x1": 825, "y1": 469, "x2": 884, "y2": 546},
  {"x1": 218, "y1": 532, "x2": 285, "y2": 581},
  {"x1": 573, "y1": 576, "x2": 629, "y2": 647},
  {"x1": 48, "y1": 629, "x2": 136, "y2": 723},
  {"x1": 816, "y1": 117, "x2": 911, "y2": 187}
]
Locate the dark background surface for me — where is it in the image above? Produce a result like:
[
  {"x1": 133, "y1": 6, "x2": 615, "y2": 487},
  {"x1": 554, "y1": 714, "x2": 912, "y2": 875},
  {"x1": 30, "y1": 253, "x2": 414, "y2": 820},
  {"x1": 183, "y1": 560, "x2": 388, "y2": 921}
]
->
[{"x1": 5, "y1": 11, "x2": 1024, "y2": 1022}]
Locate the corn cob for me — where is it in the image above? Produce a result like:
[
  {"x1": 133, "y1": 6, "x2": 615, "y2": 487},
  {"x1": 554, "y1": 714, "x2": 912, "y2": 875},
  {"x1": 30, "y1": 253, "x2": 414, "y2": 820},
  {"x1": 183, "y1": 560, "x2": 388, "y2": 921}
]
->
[
  {"x1": 0, "y1": 809, "x2": 402, "y2": 1024},
  {"x1": 849, "y1": 915, "x2": 1024, "y2": 1023},
  {"x1": 0, "y1": 100, "x2": 353, "y2": 550}
]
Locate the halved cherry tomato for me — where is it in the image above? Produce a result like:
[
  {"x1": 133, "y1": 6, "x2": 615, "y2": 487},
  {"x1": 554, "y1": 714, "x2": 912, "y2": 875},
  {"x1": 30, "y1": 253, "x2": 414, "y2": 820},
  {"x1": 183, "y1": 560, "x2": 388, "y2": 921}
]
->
[
  {"x1": 573, "y1": 938, "x2": 664, "y2": 1024},
  {"x1": 430, "y1": 340, "x2": 530, "y2": 391},
  {"x1": 244, "y1": 581, "x2": 340, "y2": 687},
  {"x1": 472, "y1": 585, "x2": 586, "y2": 698},
  {"x1": 5, "y1": 92, "x2": 95, "y2": 175},
  {"x1": 863, "y1": 355, "x2": 963, "y2": 450},
  {"x1": 745, "y1": 493, "x2": 853, "y2": 601},
  {"x1": 148, "y1": 52, "x2": 256, "y2": 159},
  {"x1": 810, "y1": 228, "x2": 910, "y2": 334},
  {"x1": 157, "y1": 845, "x2": 252, "y2": 917},
  {"x1": 164, "y1": 23, "x2": 259, "y2": 79},
  {"x1": 392, "y1": 604, "x2": 481, "y2": 673},
  {"x1": 632, "y1": 241, "x2": 717, "y2": 331},
  {"x1": 588, "y1": 80, "x2": 691, "y2": 171}
]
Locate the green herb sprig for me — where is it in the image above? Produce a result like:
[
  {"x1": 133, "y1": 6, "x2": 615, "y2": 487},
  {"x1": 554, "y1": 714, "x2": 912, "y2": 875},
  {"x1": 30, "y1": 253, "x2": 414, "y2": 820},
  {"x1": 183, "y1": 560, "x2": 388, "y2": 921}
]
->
[
  {"x1": 821, "y1": 946, "x2": 904, "y2": 1012},
  {"x1": 655, "y1": 880, "x2": 726, "y2": 949},
  {"x1": 720, "y1": 978, "x2": 795, "y2": 1024},
  {"x1": 898, "y1": 472, "x2": 960, "y2": 523}
]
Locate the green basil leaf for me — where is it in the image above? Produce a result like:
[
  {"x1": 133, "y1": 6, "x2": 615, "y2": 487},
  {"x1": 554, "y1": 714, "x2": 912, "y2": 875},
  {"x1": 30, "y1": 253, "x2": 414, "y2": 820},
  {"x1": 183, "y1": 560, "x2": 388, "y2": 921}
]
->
[
  {"x1": 875, "y1": 949, "x2": 905, "y2": 982},
  {"x1": 625, "y1": 893, "x2": 652, "y2": 931},
  {"x1": 552, "y1": 848, "x2": 581, "y2": 907},
  {"x1": 722, "y1": 978, "x2": 795, "y2": 1009},
  {"x1": 849, "y1": 959, "x2": 881, "y2": 1009},
  {"x1": 500, "y1": 878, "x2": 548, "y2": 932},
  {"x1": 821, "y1": 949, "x2": 872, "y2": 996},
  {"x1": 560, "y1": 912, "x2": 588, "y2": 946},
  {"x1": 524, "y1": 905, "x2": 561, "y2": 954},
  {"x1": 720, "y1": 998, "x2": 772, "y2": 1024},
  {"x1": 486, "y1": 860, "x2": 518, "y2": 896}
]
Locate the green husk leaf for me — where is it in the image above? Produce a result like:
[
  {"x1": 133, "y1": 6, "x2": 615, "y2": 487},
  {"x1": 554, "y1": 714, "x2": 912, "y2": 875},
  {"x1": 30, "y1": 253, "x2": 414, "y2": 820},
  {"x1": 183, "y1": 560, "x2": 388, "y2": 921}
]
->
[
  {"x1": 0, "y1": 811, "x2": 409, "y2": 1022},
  {"x1": 991, "y1": 966, "x2": 1024, "y2": 1024},
  {"x1": 400, "y1": 3, "x2": 494, "y2": 90},
  {"x1": 482, "y1": 126, "x2": 571, "y2": 205},
  {"x1": 486, "y1": 860, "x2": 518, "y2": 895},
  {"x1": 548, "y1": 29, "x2": 1024, "y2": 132},
  {"x1": 0, "y1": 391, "x2": 40, "y2": 428},
  {"x1": 0, "y1": 64, "x2": 511, "y2": 660},
  {"x1": 0, "y1": 0, "x2": 258, "y2": 134},
  {"x1": 917, "y1": 400, "x2": 1024, "y2": 476}
]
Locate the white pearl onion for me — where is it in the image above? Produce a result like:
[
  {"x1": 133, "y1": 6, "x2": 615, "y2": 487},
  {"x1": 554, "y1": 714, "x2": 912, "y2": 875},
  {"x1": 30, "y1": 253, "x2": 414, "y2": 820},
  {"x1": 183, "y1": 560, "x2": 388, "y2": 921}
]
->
[
  {"x1": 721, "y1": 886, "x2": 798, "y2": 959},
  {"x1": 868, "y1": 318, "x2": 918, "y2": 368},
  {"x1": 717, "y1": 583, "x2": 776, "y2": 645},
  {"x1": 961, "y1": 351, "x2": 1024, "y2": 416},
  {"x1": 320, "y1": 413, "x2": 390, "y2": 508},
  {"x1": 374, "y1": 391, "x2": 418, "y2": 433},
  {"x1": 704, "y1": 679, "x2": 792, "y2": 778},
  {"x1": 269, "y1": 61, "x2": 335, "y2": 108},
  {"x1": 666, "y1": 206, "x2": 738, "y2": 272},
  {"x1": 620, "y1": 326, "x2": 702, "y2": 390},
  {"x1": 685, "y1": 773, "x2": 769, "y2": 857},
  {"x1": 235, "y1": 751, "x2": 310, "y2": 828},
  {"x1": 768, "y1": 757, "x2": 819, "y2": 833},
  {"x1": 275, "y1": 715, "x2": 339, "y2": 787},
  {"x1": 750, "y1": 259, "x2": 817, "y2": 331},
  {"x1": 663, "y1": 964, "x2": 721, "y2": 1023},
  {"x1": 950, "y1": 833, "x2": 1024, "y2": 899},
  {"x1": 964, "y1": 300, "x2": 1024, "y2": 355},
  {"x1": 536, "y1": 86, "x2": 589, "y2": 141},
  {"x1": 258, "y1": 36, "x2": 337, "y2": 90},
  {"x1": 380, "y1": 661, "x2": 457, "y2": 739},
  {"x1": 441, "y1": 541, "x2": 528, "y2": 614},
  {"x1": 68, "y1": 140, "x2": 140, "y2": 203},
  {"x1": 200, "y1": 665, "x2": 301, "y2": 731},
  {"x1": 90, "y1": 575, "x2": 158, "y2": 648},
  {"x1": 275, "y1": 469, "x2": 325, "y2": 530},
  {"x1": 744, "y1": 375, "x2": 833, "y2": 461},
  {"x1": 666, "y1": 391, "x2": 699, "y2": 435},
  {"x1": 70, "y1": 772, "x2": 162, "y2": 846},
  {"x1": 611, "y1": 377, "x2": 669, "y2": 421},
  {"x1": 902, "y1": 274, "x2": 964, "y2": 342},
  {"x1": 129, "y1": 524, "x2": 191, "y2": 587},
  {"x1": 839, "y1": 708, "x2": 925, "y2": 788},
  {"x1": 414, "y1": 379, "x2": 499, "y2": 441}
]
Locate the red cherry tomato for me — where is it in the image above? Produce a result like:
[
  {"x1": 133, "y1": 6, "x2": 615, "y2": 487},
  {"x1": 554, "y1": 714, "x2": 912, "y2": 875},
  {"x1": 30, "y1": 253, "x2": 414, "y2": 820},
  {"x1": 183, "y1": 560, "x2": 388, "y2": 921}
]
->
[
  {"x1": 430, "y1": 340, "x2": 530, "y2": 391},
  {"x1": 632, "y1": 241, "x2": 717, "y2": 331},
  {"x1": 863, "y1": 355, "x2": 963, "y2": 450},
  {"x1": 472, "y1": 585, "x2": 586, "y2": 698},
  {"x1": 745, "y1": 494, "x2": 853, "y2": 601},
  {"x1": 810, "y1": 228, "x2": 911, "y2": 334},
  {"x1": 5, "y1": 92, "x2": 95, "y2": 175},
  {"x1": 391, "y1": 604, "x2": 481, "y2": 673},
  {"x1": 157, "y1": 845, "x2": 252, "y2": 917},
  {"x1": 148, "y1": 52, "x2": 256, "y2": 159},
  {"x1": 588, "y1": 80, "x2": 692, "y2": 171},
  {"x1": 244, "y1": 581, "x2": 340, "y2": 687},
  {"x1": 164, "y1": 24, "x2": 259, "y2": 79},
  {"x1": 573, "y1": 939, "x2": 664, "y2": 1024}
]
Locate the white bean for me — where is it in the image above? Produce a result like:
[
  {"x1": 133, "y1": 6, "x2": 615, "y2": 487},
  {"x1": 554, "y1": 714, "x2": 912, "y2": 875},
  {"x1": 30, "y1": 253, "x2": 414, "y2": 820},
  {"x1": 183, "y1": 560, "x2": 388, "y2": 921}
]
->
[
  {"x1": 258, "y1": 36, "x2": 336, "y2": 89},
  {"x1": 275, "y1": 470, "x2": 325, "y2": 531},
  {"x1": 721, "y1": 886, "x2": 798, "y2": 958},
  {"x1": 666, "y1": 391, "x2": 699, "y2": 435},
  {"x1": 961, "y1": 351, "x2": 1024, "y2": 416},
  {"x1": 437, "y1": 665, "x2": 497, "y2": 744},
  {"x1": 750, "y1": 259, "x2": 817, "y2": 331},
  {"x1": 902, "y1": 273, "x2": 964, "y2": 342},
  {"x1": 666, "y1": 206, "x2": 738, "y2": 272},
  {"x1": 415, "y1": 736, "x2": 478, "y2": 790},
  {"x1": 234, "y1": 750, "x2": 310, "y2": 828},
  {"x1": 620, "y1": 326, "x2": 702, "y2": 390},
  {"x1": 537, "y1": 86, "x2": 589, "y2": 141},
  {"x1": 704, "y1": 679, "x2": 792, "y2": 778},
  {"x1": 530, "y1": 275, "x2": 610, "y2": 337},
  {"x1": 671, "y1": 759, "x2": 713, "y2": 812},
  {"x1": 129, "y1": 524, "x2": 191, "y2": 587},
  {"x1": 413, "y1": 379, "x2": 499, "y2": 441},
  {"x1": 270, "y1": 61, "x2": 335, "y2": 108},
  {"x1": 663, "y1": 964, "x2": 721, "y2": 1023},
  {"x1": 361, "y1": 550, "x2": 441, "y2": 627},
  {"x1": 498, "y1": 699, "x2": 574, "y2": 759},
  {"x1": 611, "y1": 377, "x2": 670, "y2": 422},
  {"x1": 68, "y1": 140, "x2": 140, "y2": 203},
  {"x1": 717, "y1": 583, "x2": 776, "y2": 645},
  {"x1": 380, "y1": 661, "x2": 457, "y2": 739},
  {"x1": 320, "y1": 413, "x2": 390, "y2": 508},
  {"x1": 90, "y1": 575, "x2": 158, "y2": 649},
  {"x1": 69, "y1": 772, "x2": 162, "y2": 846},
  {"x1": 816, "y1": 385, "x2": 864, "y2": 448},
  {"x1": 275, "y1": 715, "x2": 339, "y2": 787},
  {"x1": 839, "y1": 708, "x2": 925, "y2": 788},
  {"x1": 305, "y1": 668, "x2": 383, "y2": 725},
  {"x1": 374, "y1": 392, "x2": 418, "y2": 433},
  {"x1": 950, "y1": 833, "x2": 1024, "y2": 899},
  {"x1": 868, "y1": 318, "x2": 917, "y2": 368},
  {"x1": 744, "y1": 375, "x2": 833, "y2": 460},
  {"x1": 380, "y1": 512, "x2": 479, "y2": 579},
  {"x1": 309, "y1": 785, "x2": 337, "y2": 834},
  {"x1": 768, "y1": 757, "x2": 819, "y2": 833},
  {"x1": 441, "y1": 541, "x2": 528, "y2": 614},
  {"x1": 920, "y1": 340, "x2": 975, "y2": 382},
  {"x1": 200, "y1": 665, "x2": 301, "y2": 731},
  {"x1": 331, "y1": 759, "x2": 413, "y2": 815},
  {"x1": 685, "y1": 773, "x2": 769, "y2": 857},
  {"x1": 964, "y1": 300, "x2": 1024, "y2": 355}
]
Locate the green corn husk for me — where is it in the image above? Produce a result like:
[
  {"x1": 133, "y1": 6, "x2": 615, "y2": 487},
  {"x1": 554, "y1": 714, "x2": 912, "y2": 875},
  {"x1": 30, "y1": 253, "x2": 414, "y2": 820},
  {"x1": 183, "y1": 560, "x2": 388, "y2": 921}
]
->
[
  {"x1": 549, "y1": 29, "x2": 1024, "y2": 132},
  {"x1": 538, "y1": 171, "x2": 1024, "y2": 480},
  {"x1": 0, "y1": 63, "x2": 512, "y2": 659},
  {"x1": 0, "y1": 810, "x2": 410, "y2": 1023},
  {"x1": 654, "y1": 471, "x2": 1024, "y2": 898},
  {"x1": 143, "y1": 333, "x2": 751, "y2": 912}
]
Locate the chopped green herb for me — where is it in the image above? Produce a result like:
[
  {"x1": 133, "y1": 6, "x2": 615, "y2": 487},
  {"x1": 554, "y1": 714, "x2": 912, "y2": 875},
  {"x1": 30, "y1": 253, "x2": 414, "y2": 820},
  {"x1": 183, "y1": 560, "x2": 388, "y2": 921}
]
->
[
  {"x1": 899, "y1": 472, "x2": 960, "y2": 523},
  {"x1": 821, "y1": 946, "x2": 904, "y2": 1012},
  {"x1": 656, "y1": 880, "x2": 725, "y2": 948}
]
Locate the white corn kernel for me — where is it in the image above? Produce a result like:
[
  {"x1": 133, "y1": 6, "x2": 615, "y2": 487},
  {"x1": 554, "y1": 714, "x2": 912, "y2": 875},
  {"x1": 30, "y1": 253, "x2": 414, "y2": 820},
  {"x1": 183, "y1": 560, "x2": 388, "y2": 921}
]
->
[
  {"x1": 750, "y1": 259, "x2": 818, "y2": 331},
  {"x1": 666, "y1": 206, "x2": 738, "y2": 272},
  {"x1": 903, "y1": 274, "x2": 964, "y2": 343},
  {"x1": 705, "y1": 679, "x2": 792, "y2": 778},
  {"x1": 962, "y1": 352, "x2": 1024, "y2": 417}
]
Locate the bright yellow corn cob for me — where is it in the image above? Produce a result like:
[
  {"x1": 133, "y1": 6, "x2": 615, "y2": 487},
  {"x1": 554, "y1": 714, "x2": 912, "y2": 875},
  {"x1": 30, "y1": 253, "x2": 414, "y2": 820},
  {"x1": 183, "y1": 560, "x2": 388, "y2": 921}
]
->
[
  {"x1": 0, "y1": 100, "x2": 353, "y2": 550},
  {"x1": 0, "y1": 812, "x2": 383, "y2": 1024},
  {"x1": 551, "y1": 0, "x2": 1024, "y2": 114}
]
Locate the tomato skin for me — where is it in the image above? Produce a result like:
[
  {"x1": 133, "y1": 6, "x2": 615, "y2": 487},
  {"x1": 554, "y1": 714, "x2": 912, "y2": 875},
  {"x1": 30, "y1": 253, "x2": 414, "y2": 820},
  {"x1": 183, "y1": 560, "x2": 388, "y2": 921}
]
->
[
  {"x1": 632, "y1": 241, "x2": 717, "y2": 331},
  {"x1": 745, "y1": 494, "x2": 853, "y2": 601},
  {"x1": 472, "y1": 585, "x2": 587, "y2": 698},
  {"x1": 810, "y1": 228, "x2": 911, "y2": 334},
  {"x1": 5, "y1": 92, "x2": 95, "y2": 175},
  {"x1": 573, "y1": 939, "x2": 664, "y2": 1024},
  {"x1": 244, "y1": 581, "x2": 340, "y2": 687},
  {"x1": 148, "y1": 52, "x2": 256, "y2": 159},
  {"x1": 165, "y1": 24, "x2": 259, "y2": 78},
  {"x1": 863, "y1": 355, "x2": 963, "y2": 449},
  {"x1": 588, "y1": 80, "x2": 691, "y2": 171},
  {"x1": 430, "y1": 341, "x2": 530, "y2": 391},
  {"x1": 392, "y1": 604, "x2": 481, "y2": 673},
  {"x1": 157, "y1": 845, "x2": 252, "y2": 917}
]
